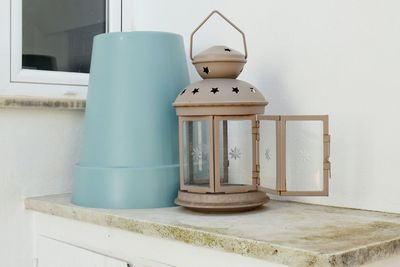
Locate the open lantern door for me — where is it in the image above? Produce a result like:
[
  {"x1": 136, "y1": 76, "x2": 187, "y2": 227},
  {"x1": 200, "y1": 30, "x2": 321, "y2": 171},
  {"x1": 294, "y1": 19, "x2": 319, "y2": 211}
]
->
[{"x1": 256, "y1": 115, "x2": 331, "y2": 196}]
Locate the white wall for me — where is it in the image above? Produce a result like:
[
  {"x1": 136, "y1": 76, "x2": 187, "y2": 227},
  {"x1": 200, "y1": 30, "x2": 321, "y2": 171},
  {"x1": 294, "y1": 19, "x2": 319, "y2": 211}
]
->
[
  {"x1": 128, "y1": 0, "x2": 400, "y2": 213},
  {"x1": 0, "y1": 110, "x2": 83, "y2": 267},
  {"x1": 0, "y1": 0, "x2": 85, "y2": 265}
]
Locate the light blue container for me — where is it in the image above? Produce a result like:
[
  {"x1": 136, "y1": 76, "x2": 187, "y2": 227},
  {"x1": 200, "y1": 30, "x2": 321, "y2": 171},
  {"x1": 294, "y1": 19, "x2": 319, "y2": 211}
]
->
[{"x1": 72, "y1": 31, "x2": 189, "y2": 208}]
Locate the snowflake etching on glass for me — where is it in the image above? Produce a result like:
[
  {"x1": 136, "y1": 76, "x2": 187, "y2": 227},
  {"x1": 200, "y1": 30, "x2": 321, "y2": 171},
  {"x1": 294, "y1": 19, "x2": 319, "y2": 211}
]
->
[
  {"x1": 298, "y1": 149, "x2": 312, "y2": 162},
  {"x1": 191, "y1": 146, "x2": 203, "y2": 161},
  {"x1": 265, "y1": 148, "x2": 272, "y2": 160},
  {"x1": 229, "y1": 146, "x2": 242, "y2": 160}
]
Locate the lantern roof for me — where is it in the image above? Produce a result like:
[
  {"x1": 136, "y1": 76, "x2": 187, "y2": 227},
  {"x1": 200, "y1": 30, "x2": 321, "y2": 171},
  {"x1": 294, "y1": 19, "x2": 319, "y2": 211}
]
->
[
  {"x1": 173, "y1": 79, "x2": 268, "y2": 116},
  {"x1": 193, "y1": 46, "x2": 246, "y2": 64}
]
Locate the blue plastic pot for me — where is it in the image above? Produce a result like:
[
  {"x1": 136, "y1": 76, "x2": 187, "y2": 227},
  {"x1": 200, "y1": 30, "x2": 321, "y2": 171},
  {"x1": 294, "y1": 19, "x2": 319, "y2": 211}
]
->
[{"x1": 72, "y1": 31, "x2": 189, "y2": 208}]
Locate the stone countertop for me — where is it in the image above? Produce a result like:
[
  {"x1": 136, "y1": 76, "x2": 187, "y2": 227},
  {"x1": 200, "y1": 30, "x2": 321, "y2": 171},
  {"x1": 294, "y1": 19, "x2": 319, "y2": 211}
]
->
[{"x1": 25, "y1": 194, "x2": 400, "y2": 267}]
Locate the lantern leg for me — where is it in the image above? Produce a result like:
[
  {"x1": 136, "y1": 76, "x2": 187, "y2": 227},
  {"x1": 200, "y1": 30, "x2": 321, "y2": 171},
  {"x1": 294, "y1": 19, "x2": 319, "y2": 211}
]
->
[
  {"x1": 222, "y1": 120, "x2": 229, "y2": 184},
  {"x1": 187, "y1": 121, "x2": 194, "y2": 185}
]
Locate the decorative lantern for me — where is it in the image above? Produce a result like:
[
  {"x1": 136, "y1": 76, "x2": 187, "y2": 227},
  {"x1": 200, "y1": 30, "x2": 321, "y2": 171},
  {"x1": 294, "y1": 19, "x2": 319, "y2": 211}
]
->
[{"x1": 173, "y1": 11, "x2": 331, "y2": 212}]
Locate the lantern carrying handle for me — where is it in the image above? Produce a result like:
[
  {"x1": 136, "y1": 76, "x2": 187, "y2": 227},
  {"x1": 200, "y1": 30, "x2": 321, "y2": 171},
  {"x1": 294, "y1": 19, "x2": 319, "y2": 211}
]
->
[{"x1": 190, "y1": 10, "x2": 248, "y2": 60}]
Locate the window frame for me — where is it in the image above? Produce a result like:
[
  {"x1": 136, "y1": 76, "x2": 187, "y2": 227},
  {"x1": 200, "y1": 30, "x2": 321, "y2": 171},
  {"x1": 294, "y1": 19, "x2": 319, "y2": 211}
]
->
[{"x1": 8, "y1": 0, "x2": 122, "y2": 98}]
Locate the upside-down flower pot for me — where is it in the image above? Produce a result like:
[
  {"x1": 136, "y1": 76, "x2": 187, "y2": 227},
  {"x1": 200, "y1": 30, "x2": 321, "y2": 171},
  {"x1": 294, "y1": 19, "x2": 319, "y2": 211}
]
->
[{"x1": 72, "y1": 31, "x2": 189, "y2": 208}]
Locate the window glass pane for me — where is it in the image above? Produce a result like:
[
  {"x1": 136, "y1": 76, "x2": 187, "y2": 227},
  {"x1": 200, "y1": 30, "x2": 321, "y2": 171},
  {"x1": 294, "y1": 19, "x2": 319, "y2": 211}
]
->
[
  {"x1": 22, "y1": 0, "x2": 106, "y2": 73},
  {"x1": 218, "y1": 120, "x2": 253, "y2": 187},
  {"x1": 286, "y1": 121, "x2": 324, "y2": 191},
  {"x1": 259, "y1": 120, "x2": 277, "y2": 190},
  {"x1": 182, "y1": 120, "x2": 210, "y2": 187}
]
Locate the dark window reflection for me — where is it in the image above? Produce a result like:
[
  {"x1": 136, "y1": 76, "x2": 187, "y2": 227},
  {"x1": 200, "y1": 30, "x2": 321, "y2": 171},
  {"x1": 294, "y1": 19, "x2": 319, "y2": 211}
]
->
[{"x1": 22, "y1": 0, "x2": 106, "y2": 73}]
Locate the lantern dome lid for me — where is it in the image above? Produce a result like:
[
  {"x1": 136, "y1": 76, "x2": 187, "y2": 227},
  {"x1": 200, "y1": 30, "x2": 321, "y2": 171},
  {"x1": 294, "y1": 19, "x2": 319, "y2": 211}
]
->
[
  {"x1": 173, "y1": 79, "x2": 268, "y2": 116},
  {"x1": 192, "y1": 46, "x2": 246, "y2": 64}
]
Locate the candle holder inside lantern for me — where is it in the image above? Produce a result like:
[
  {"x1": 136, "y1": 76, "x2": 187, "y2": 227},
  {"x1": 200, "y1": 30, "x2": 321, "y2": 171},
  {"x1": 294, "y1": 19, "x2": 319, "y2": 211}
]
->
[{"x1": 173, "y1": 11, "x2": 331, "y2": 212}]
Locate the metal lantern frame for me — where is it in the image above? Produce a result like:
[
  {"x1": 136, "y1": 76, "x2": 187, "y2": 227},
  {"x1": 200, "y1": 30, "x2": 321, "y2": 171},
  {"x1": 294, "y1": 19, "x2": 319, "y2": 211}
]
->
[
  {"x1": 173, "y1": 10, "x2": 331, "y2": 211},
  {"x1": 178, "y1": 114, "x2": 330, "y2": 196}
]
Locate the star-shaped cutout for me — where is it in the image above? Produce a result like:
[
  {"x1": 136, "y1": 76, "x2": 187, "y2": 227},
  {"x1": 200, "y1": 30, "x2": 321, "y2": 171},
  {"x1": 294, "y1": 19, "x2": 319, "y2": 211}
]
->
[
  {"x1": 192, "y1": 88, "x2": 199, "y2": 95},
  {"x1": 250, "y1": 87, "x2": 256, "y2": 93},
  {"x1": 203, "y1": 67, "x2": 209, "y2": 74},
  {"x1": 224, "y1": 48, "x2": 231, "y2": 52},
  {"x1": 211, "y1": 87, "x2": 219, "y2": 94},
  {"x1": 232, "y1": 87, "x2": 239, "y2": 94},
  {"x1": 180, "y1": 89, "x2": 186, "y2": 95}
]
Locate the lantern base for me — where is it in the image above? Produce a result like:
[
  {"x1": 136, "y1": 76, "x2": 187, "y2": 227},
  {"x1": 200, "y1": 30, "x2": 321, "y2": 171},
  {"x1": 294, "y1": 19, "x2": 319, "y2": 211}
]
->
[{"x1": 175, "y1": 190, "x2": 269, "y2": 212}]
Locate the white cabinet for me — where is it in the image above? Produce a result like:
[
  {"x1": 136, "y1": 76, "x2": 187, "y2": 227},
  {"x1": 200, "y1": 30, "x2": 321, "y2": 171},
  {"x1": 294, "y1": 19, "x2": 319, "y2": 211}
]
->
[
  {"x1": 37, "y1": 236, "x2": 128, "y2": 267},
  {"x1": 36, "y1": 235, "x2": 183, "y2": 267},
  {"x1": 33, "y1": 212, "x2": 281, "y2": 267}
]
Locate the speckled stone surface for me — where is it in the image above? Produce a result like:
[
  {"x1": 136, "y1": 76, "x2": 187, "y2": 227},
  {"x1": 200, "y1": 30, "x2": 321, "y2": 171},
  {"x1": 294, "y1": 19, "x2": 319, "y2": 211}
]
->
[
  {"x1": 25, "y1": 194, "x2": 400, "y2": 267},
  {"x1": 0, "y1": 96, "x2": 85, "y2": 110}
]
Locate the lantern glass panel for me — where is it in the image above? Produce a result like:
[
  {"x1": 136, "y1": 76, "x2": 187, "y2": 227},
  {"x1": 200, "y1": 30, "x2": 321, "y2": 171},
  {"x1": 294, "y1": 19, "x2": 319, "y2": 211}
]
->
[
  {"x1": 286, "y1": 120, "x2": 324, "y2": 191},
  {"x1": 182, "y1": 120, "x2": 211, "y2": 187},
  {"x1": 259, "y1": 120, "x2": 277, "y2": 190},
  {"x1": 218, "y1": 120, "x2": 253, "y2": 187}
]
